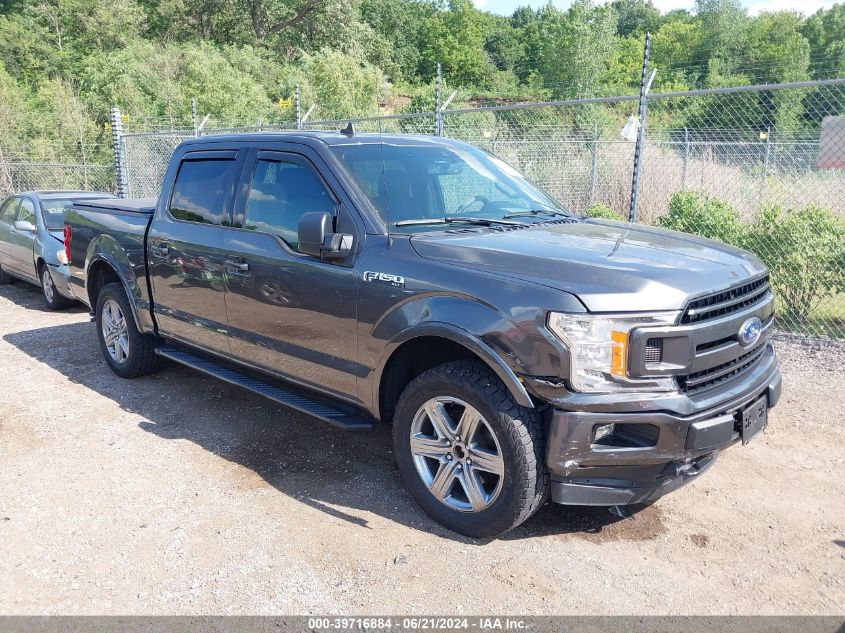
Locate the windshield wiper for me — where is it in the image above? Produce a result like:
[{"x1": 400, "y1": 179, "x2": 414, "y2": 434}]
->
[
  {"x1": 394, "y1": 216, "x2": 525, "y2": 227},
  {"x1": 502, "y1": 208, "x2": 571, "y2": 219}
]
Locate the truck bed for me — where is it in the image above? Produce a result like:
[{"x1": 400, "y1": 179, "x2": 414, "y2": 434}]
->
[
  {"x1": 64, "y1": 197, "x2": 157, "y2": 323},
  {"x1": 71, "y1": 198, "x2": 157, "y2": 215}
]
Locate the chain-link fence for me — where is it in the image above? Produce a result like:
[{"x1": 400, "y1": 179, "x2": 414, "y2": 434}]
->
[
  {"x1": 0, "y1": 161, "x2": 114, "y2": 196},
  {"x1": 117, "y1": 78, "x2": 845, "y2": 339}
]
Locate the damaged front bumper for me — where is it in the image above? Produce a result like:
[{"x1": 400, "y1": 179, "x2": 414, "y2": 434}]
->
[{"x1": 543, "y1": 357, "x2": 782, "y2": 506}]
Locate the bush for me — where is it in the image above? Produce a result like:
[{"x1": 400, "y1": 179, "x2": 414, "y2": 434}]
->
[
  {"x1": 659, "y1": 191, "x2": 747, "y2": 247},
  {"x1": 583, "y1": 203, "x2": 624, "y2": 221},
  {"x1": 659, "y1": 191, "x2": 845, "y2": 328},
  {"x1": 748, "y1": 205, "x2": 845, "y2": 324}
]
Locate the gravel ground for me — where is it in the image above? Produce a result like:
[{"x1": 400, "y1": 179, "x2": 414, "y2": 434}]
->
[{"x1": 0, "y1": 281, "x2": 843, "y2": 615}]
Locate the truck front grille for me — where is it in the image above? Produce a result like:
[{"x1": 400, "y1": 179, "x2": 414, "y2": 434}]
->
[
  {"x1": 682, "y1": 276, "x2": 770, "y2": 324},
  {"x1": 678, "y1": 343, "x2": 768, "y2": 395}
]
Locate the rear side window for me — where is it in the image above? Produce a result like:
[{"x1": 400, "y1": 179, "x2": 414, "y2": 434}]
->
[
  {"x1": 0, "y1": 198, "x2": 20, "y2": 223},
  {"x1": 169, "y1": 158, "x2": 237, "y2": 225},
  {"x1": 18, "y1": 199, "x2": 36, "y2": 225},
  {"x1": 244, "y1": 158, "x2": 335, "y2": 251}
]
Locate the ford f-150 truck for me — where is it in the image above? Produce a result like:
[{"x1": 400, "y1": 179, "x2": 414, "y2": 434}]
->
[{"x1": 64, "y1": 132, "x2": 781, "y2": 537}]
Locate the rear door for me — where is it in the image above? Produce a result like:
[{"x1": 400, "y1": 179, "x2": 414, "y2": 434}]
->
[
  {"x1": 0, "y1": 197, "x2": 21, "y2": 265},
  {"x1": 147, "y1": 149, "x2": 243, "y2": 356},
  {"x1": 6, "y1": 197, "x2": 38, "y2": 280},
  {"x1": 222, "y1": 146, "x2": 362, "y2": 401}
]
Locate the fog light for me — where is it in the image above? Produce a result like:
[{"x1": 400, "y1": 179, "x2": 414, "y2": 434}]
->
[{"x1": 593, "y1": 423, "x2": 615, "y2": 443}]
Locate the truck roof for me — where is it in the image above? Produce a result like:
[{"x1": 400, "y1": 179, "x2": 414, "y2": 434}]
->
[{"x1": 178, "y1": 131, "x2": 469, "y2": 149}]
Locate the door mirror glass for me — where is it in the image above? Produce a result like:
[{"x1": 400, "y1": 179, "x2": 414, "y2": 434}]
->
[
  {"x1": 14, "y1": 220, "x2": 36, "y2": 233},
  {"x1": 297, "y1": 211, "x2": 352, "y2": 261}
]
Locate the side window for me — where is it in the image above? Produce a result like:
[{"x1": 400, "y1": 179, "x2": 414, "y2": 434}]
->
[
  {"x1": 18, "y1": 199, "x2": 36, "y2": 225},
  {"x1": 169, "y1": 158, "x2": 237, "y2": 225},
  {"x1": 0, "y1": 198, "x2": 20, "y2": 224},
  {"x1": 244, "y1": 158, "x2": 334, "y2": 251}
]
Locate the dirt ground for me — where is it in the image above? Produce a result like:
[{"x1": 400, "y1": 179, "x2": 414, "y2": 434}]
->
[{"x1": 0, "y1": 281, "x2": 843, "y2": 616}]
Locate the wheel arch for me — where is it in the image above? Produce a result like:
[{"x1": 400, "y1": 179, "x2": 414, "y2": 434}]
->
[
  {"x1": 375, "y1": 324, "x2": 535, "y2": 424},
  {"x1": 86, "y1": 257, "x2": 144, "y2": 332}
]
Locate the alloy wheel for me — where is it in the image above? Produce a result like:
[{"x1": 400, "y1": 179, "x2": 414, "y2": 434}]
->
[
  {"x1": 41, "y1": 268, "x2": 55, "y2": 303},
  {"x1": 101, "y1": 298, "x2": 130, "y2": 364},
  {"x1": 409, "y1": 396, "x2": 505, "y2": 513}
]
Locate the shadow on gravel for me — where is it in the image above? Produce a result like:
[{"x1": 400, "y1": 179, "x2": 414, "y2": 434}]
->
[
  {"x1": 0, "y1": 279, "x2": 88, "y2": 314},
  {"x1": 4, "y1": 318, "x2": 649, "y2": 543}
]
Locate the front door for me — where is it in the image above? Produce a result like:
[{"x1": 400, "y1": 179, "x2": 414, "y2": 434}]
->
[
  {"x1": 223, "y1": 148, "x2": 361, "y2": 402},
  {"x1": 147, "y1": 149, "x2": 242, "y2": 356},
  {"x1": 7, "y1": 197, "x2": 37, "y2": 280}
]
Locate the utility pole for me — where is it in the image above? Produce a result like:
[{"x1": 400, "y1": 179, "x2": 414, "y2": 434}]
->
[
  {"x1": 109, "y1": 106, "x2": 129, "y2": 198},
  {"x1": 628, "y1": 32, "x2": 653, "y2": 223},
  {"x1": 435, "y1": 63, "x2": 443, "y2": 136},
  {"x1": 295, "y1": 85, "x2": 302, "y2": 130}
]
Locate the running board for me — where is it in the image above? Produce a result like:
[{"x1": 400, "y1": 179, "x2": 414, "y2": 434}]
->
[{"x1": 155, "y1": 347, "x2": 373, "y2": 431}]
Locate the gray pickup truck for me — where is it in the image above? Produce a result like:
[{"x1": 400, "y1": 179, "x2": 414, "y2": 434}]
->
[{"x1": 64, "y1": 132, "x2": 781, "y2": 537}]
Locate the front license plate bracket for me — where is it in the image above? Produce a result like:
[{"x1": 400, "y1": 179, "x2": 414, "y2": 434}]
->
[{"x1": 741, "y1": 394, "x2": 768, "y2": 445}]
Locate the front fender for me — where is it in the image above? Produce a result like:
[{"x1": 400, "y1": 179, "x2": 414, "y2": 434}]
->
[
  {"x1": 370, "y1": 295, "x2": 539, "y2": 410},
  {"x1": 84, "y1": 234, "x2": 151, "y2": 333}
]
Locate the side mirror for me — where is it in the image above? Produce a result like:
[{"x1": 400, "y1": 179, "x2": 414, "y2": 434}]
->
[
  {"x1": 298, "y1": 211, "x2": 352, "y2": 261},
  {"x1": 14, "y1": 220, "x2": 36, "y2": 233}
]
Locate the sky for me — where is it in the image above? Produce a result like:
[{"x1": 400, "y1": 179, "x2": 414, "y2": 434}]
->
[{"x1": 473, "y1": 0, "x2": 837, "y2": 16}]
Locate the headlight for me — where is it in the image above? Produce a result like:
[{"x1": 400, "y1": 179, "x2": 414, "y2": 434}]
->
[
  {"x1": 547, "y1": 311, "x2": 680, "y2": 393},
  {"x1": 56, "y1": 249, "x2": 69, "y2": 265}
]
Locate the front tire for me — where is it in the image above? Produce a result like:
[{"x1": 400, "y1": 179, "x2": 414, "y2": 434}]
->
[
  {"x1": 95, "y1": 282, "x2": 161, "y2": 378},
  {"x1": 393, "y1": 361, "x2": 549, "y2": 538},
  {"x1": 40, "y1": 266, "x2": 73, "y2": 310}
]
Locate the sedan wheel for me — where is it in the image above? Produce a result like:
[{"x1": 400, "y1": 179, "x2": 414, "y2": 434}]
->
[{"x1": 41, "y1": 268, "x2": 55, "y2": 304}]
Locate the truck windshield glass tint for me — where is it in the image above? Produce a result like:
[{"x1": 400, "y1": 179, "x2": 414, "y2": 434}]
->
[
  {"x1": 169, "y1": 159, "x2": 237, "y2": 225},
  {"x1": 244, "y1": 158, "x2": 334, "y2": 251},
  {"x1": 331, "y1": 143, "x2": 568, "y2": 227}
]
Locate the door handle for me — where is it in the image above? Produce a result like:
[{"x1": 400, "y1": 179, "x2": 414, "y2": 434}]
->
[
  {"x1": 150, "y1": 243, "x2": 169, "y2": 257},
  {"x1": 224, "y1": 259, "x2": 249, "y2": 273}
]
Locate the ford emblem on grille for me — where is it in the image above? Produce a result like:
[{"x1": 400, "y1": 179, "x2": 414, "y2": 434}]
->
[{"x1": 739, "y1": 317, "x2": 763, "y2": 347}]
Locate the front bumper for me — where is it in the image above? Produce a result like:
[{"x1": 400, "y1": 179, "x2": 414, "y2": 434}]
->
[
  {"x1": 546, "y1": 360, "x2": 781, "y2": 506},
  {"x1": 48, "y1": 263, "x2": 76, "y2": 300}
]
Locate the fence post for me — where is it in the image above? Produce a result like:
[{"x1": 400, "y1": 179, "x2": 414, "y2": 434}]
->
[
  {"x1": 760, "y1": 125, "x2": 771, "y2": 205},
  {"x1": 682, "y1": 127, "x2": 689, "y2": 190},
  {"x1": 628, "y1": 32, "x2": 652, "y2": 223},
  {"x1": 109, "y1": 106, "x2": 128, "y2": 198},
  {"x1": 435, "y1": 63, "x2": 443, "y2": 136},
  {"x1": 589, "y1": 121, "x2": 599, "y2": 205},
  {"x1": 191, "y1": 98, "x2": 198, "y2": 137},
  {"x1": 295, "y1": 85, "x2": 302, "y2": 130}
]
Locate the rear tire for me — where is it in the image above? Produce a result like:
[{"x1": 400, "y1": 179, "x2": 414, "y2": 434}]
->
[
  {"x1": 40, "y1": 265, "x2": 73, "y2": 310},
  {"x1": 0, "y1": 265, "x2": 14, "y2": 284},
  {"x1": 393, "y1": 360, "x2": 549, "y2": 538},
  {"x1": 95, "y1": 282, "x2": 162, "y2": 378}
]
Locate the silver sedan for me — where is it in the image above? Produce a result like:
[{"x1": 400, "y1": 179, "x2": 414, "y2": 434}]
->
[{"x1": 0, "y1": 190, "x2": 115, "y2": 308}]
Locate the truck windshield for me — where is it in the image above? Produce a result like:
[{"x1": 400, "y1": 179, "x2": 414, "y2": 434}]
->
[{"x1": 330, "y1": 142, "x2": 571, "y2": 229}]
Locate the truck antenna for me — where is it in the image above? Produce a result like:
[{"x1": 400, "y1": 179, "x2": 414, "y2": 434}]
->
[{"x1": 340, "y1": 121, "x2": 355, "y2": 137}]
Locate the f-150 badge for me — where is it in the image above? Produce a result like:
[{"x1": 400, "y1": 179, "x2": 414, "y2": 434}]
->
[{"x1": 363, "y1": 271, "x2": 405, "y2": 287}]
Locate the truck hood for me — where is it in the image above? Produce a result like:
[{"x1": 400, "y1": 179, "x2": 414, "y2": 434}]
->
[{"x1": 410, "y1": 219, "x2": 767, "y2": 312}]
